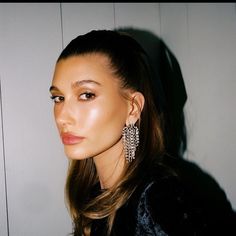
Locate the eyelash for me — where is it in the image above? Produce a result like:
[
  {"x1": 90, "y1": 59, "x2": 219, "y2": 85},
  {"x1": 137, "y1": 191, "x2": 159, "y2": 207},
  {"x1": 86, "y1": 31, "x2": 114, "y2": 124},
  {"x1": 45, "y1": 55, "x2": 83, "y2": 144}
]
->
[
  {"x1": 79, "y1": 92, "x2": 95, "y2": 101},
  {"x1": 50, "y1": 95, "x2": 64, "y2": 103},
  {"x1": 50, "y1": 92, "x2": 95, "y2": 103}
]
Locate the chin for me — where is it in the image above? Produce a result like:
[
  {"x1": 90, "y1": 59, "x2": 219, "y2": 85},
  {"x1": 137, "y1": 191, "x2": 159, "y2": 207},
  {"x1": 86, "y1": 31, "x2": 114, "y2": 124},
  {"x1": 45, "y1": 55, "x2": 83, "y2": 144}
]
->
[{"x1": 64, "y1": 146, "x2": 89, "y2": 160}]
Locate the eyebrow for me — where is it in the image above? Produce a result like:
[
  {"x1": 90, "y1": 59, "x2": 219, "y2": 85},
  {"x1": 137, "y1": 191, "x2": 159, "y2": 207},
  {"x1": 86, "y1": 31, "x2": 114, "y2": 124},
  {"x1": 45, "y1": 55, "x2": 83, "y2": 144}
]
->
[
  {"x1": 49, "y1": 79, "x2": 101, "y2": 92},
  {"x1": 49, "y1": 85, "x2": 58, "y2": 92},
  {"x1": 72, "y1": 79, "x2": 101, "y2": 88}
]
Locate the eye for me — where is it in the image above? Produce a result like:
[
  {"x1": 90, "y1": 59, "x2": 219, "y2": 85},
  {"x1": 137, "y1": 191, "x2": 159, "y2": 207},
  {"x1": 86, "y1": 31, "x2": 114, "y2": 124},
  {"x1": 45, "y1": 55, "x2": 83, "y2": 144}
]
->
[
  {"x1": 50, "y1": 95, "x2": 64, "y2": 103},
  {"x1": 79, "y1": 92, "x2": 95, "y2": 101}
]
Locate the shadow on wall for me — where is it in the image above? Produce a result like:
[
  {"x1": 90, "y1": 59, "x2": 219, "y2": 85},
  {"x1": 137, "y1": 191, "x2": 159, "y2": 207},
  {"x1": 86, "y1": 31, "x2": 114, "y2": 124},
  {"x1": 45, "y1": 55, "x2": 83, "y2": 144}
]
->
[
  {"x1": 117, "y1": 27, "x2": 236, "y2": 227},
  {"x1": 117, "y1": 27, "x2": 187, "y2": 159}
]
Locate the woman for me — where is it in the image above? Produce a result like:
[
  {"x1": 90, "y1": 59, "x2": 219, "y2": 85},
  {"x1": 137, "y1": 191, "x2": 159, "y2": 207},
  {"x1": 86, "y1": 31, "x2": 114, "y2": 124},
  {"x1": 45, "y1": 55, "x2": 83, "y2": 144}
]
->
[{"x1": 50, "y1": 30, "x2": 235, "y2": 235}]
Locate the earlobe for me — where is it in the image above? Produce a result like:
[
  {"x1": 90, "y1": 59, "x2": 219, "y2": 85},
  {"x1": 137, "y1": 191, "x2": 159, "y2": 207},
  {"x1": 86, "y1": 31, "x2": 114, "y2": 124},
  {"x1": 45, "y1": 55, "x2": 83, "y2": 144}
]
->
[{"x1": 126, "y1": 92, "x2": 145, "y2": 125}]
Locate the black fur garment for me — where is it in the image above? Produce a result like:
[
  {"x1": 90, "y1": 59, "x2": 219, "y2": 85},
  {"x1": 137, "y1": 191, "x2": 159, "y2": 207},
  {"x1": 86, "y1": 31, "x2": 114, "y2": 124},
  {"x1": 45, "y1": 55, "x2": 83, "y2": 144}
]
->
[{"x1": 90, "y1": 156, "x2": 236, "y2": 236}]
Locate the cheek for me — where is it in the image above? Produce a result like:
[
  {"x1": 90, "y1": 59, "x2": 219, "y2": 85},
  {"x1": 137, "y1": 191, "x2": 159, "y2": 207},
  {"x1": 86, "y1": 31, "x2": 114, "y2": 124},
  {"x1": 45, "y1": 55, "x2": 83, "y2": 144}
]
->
[
  {"x1": 84, "y1": 99, "x2": 127, "y2": 136},
  {"x1": 83, "y1": 106, "x2": 102, "y2": 128},
  {"x1": 64, "y1": 106, "x2": 122, "y2": 159}
]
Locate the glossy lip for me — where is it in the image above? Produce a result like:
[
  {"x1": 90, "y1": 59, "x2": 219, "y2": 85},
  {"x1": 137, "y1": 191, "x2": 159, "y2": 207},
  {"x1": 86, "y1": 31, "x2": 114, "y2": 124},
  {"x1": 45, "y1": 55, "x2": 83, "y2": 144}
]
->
[{"x1": 60, "y1": 132, "x2": 85, "y2": 145}]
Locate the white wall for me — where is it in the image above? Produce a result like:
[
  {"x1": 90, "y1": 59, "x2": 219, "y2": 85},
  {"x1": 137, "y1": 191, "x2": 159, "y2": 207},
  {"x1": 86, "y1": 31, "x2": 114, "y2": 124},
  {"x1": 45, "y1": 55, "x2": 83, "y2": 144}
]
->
[
  {"x1": 0, "y1": 3, "x2": 235, "y2": 236},
  {"x1": 0, "y1": 3, "x2": 71, "y2": 236}
]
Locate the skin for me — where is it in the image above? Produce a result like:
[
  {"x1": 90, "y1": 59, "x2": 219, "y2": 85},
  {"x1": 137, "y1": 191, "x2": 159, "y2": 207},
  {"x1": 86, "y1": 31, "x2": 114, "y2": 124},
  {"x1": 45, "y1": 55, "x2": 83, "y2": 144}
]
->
[{"x1": 50, "y1": 53, "x2": 144, "y2": 188}]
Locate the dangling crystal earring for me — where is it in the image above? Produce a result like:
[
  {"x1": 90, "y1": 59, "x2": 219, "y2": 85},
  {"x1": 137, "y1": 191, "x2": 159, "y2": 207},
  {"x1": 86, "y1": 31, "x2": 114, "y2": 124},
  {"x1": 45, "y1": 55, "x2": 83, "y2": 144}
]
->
[{"x1": 122, "y1": 123, "x2": 139, "y2": 162}]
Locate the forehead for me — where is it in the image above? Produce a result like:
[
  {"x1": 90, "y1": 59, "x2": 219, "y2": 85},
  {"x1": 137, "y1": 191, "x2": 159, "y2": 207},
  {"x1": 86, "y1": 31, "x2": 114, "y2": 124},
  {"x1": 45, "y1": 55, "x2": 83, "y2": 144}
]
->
[{"x1": 52, "y1": 53, "x2": 118, "y2": 86}]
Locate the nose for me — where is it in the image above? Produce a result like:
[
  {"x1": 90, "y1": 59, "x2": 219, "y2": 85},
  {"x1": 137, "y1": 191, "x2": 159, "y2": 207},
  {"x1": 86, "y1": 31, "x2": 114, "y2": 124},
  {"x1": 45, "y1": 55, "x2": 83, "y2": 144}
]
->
[{"x1": 55, "y1": 101, "x2": 76, "y2": 128}]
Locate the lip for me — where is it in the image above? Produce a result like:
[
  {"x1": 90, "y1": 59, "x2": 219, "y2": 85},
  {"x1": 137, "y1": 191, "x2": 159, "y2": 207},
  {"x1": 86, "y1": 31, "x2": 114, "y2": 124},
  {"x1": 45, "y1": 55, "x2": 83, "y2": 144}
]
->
[{"x1": 60, "y1": 132, "x2": 85, "y2": 145}]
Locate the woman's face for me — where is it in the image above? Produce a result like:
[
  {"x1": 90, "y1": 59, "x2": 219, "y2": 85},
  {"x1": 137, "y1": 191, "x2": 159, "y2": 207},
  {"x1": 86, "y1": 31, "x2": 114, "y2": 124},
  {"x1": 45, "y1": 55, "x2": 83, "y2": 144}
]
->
[{"x1": 50, "y1": 53, "x2": 130, "y2": 160}]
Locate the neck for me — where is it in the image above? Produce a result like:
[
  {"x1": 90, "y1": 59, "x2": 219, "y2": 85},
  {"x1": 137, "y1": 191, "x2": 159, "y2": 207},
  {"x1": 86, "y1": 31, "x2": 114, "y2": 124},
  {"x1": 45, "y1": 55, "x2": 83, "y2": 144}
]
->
[{"x1": 93, "y1": 138, "x2": 125, "y2": 189}]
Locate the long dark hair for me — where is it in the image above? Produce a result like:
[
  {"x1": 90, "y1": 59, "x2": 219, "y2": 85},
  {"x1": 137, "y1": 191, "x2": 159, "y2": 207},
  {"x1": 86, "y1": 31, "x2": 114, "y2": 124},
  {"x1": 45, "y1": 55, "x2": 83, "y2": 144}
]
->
[{"x1": 57, "y1": 30, "x2": 165, "y2": 235}]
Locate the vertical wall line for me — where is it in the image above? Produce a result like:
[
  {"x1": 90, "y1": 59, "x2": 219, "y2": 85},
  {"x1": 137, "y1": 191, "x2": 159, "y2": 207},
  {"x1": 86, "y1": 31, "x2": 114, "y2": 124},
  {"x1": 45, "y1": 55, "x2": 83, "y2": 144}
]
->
[
  {"x1": 185, "y1": 3, "x2": 190, "y2": 51},
  {"x1": 158, "y1": 3, "x2": 162, "y2": 37},
  {"x1": 113, "y1": 3, "x2": 116, "y2": 29},
  {"x1": 234, "y1": 2, "x2": 236, "y2": 20},
  {"x1": 60, "y1": 2, "x2": 64, "y2": 50},
  {"x1": 0, "y1": 78, "x2": 10, "y2": 236}
]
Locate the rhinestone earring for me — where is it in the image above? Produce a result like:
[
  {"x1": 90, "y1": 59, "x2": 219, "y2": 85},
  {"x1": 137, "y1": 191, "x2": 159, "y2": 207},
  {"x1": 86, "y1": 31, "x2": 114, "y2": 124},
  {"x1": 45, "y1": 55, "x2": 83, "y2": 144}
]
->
[{"x1": 122, "y1": 123, "x2": 139, "y2": 162}]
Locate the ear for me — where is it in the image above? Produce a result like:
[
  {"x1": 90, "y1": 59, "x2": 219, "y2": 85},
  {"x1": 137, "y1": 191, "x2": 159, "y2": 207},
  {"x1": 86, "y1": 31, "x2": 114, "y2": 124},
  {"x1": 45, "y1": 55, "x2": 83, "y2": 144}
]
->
[{"x1": 126, "y1": 91, "x2": 145, "y2": 125}]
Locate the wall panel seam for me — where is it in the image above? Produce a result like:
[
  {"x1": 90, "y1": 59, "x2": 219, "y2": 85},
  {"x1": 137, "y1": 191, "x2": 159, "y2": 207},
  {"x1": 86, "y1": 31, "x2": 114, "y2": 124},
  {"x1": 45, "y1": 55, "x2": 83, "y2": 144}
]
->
[
  {"x1": 113, "y1": 3, "x2": 116, "y2": 29},
  {"x1": 0, "y1": 78, "x2": 10, "y2": 236},
  {"x1": 158, "y1": 3, "x2": 162, "y2": 37},
  {"x1": 60, "y1": 3, "x2": 65, "y2": 50}
]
